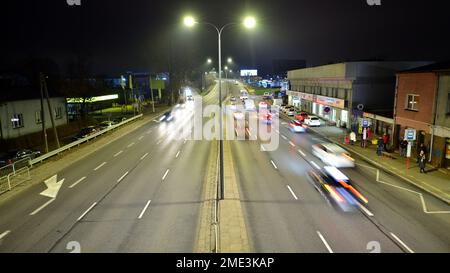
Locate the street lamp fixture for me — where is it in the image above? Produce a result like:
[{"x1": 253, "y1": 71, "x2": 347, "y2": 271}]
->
[
  {"x1": 227, "y1": 57, "x2": 233, "y2": 63},
  {"x1": 183, "y1": 16, "x2": 196, "y2": 27},
  {"x1": 243, "y1": 16, "x2": 256, "y2": 29},
  {"x1": 207, "y1": 58, "x2": 212, "y2": 64}
]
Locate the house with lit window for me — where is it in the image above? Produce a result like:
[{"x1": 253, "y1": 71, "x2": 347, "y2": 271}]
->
[
  {"x1": 393, "y1": 62, "x2": 450, "y2": 169},
  {"x1": 0, "y1": 73, "x2": 68, "y2": 140}
]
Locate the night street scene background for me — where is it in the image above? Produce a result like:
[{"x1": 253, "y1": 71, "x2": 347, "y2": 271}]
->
[{"x1": 0, "y1": 0, "x2": 449, "y2": 260}]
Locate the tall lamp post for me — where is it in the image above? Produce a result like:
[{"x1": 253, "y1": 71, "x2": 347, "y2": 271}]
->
[{"x1": 184, "y1": 15, "x2": 256, "y2": 200}]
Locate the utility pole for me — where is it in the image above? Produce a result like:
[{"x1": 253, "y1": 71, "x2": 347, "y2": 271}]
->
[
  {"x1": 41, "y1": 73, "x2": 60, "y2": 149},
  {"x1": 129, "y1": 74, "x2": 135, "y2": 116},
  {"x1": 149, "y1": 74, "x2": 155, "y2": 112},
  {"x1": 39, "y1": 73, "x2": 49, "y2": 153}
]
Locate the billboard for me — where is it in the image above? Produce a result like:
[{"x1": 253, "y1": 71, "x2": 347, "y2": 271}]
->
[{"x1": 240, "y1": 69, "x2": 258, "y2": 77}]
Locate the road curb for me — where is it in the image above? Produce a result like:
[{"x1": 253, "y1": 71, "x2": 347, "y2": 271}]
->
[{"x1": 310, "y1": 127, "x2": 450, "y2": 205}]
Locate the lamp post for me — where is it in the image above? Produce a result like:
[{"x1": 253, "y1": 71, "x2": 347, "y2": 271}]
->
[{"x1": 184, "y1": 15, "x2": 256, "y2": 200}]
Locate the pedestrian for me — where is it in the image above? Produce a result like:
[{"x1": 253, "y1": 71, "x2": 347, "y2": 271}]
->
[
  {"x1": 377, "y1": 137, "x2": 383, "y2": 156},
  {"x1": 419, "y1": 151, "x2": 427, "y2": 173},
  {"x1": 417, "y1": 143, "x2": 427, "y2": 163},
  {"x1": 350, "y1": 131, "x2": 356, "y2": 145},
  {"x1": 361, "y1": 128, "x2": 367, "y2": 148},
  {"x1": 382, "y1": 133, "x2": 389, "y2": 151},
  {"x1": 400, "y1": 139, "x2": 408, "y2": 157},
  {"x1": 367, "y1": 127, "x2": 372, "y2": 142}
]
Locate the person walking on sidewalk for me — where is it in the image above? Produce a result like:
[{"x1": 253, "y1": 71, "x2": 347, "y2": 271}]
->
[
  {"x1": 361, "y1": 128, "x2": 367, "y2": 148},
  {"x1": 382, "y1": 133, "x2": 389, "y2": 151},
  {"x1": 350, "y1": 131, "x2": 356, "y2": 145},
  {"x1": 419, "y1": 150, "x2": 427, "y2": 173},
  {"x1": 367, "y1": 127, "x2": 372, "y2": 143},
  {"x1": 417, "y1": 143, "x2": 427, "y2": 163},
  {"x1": 400, "y1": 139, "x2": 408, "y2": 157},
  {"x1": 377, "y1": 137, "x2": 383, "y2": 156}
]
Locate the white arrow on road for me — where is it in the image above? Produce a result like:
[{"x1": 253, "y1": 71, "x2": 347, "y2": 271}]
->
[{"x1": 40, "y1": 175, "x2": 65, "y2": 199}]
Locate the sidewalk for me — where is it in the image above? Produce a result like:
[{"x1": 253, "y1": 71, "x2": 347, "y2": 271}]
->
[{"x1": 309, "y1": 124, "x2": 450, "y2": 205}]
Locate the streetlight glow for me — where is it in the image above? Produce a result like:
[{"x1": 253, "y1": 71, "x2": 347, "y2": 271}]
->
[
  {"x1": 227, "y1": 57, "x2": 232, "y2": 63},
  {"x1": 207, "y1": 58, "x2": 212, "y2": 64},
  {"x1": 243, "y1": 16, "x2": 256, "y2": 29},
  {"x1": 184, "y1": 16, "x2": 196, "y2": 27}
]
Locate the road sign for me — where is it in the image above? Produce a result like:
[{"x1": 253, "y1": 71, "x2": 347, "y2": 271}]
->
[
  {"x1": 357, "y1": 104, "x2": 364, "y2": 111},
  {"x1": 362, "y1": 119, "x2": 369, "y2": 128},
  {"x1": 324, "y1": 107, "x2": 331, "y2": 113},
  {"x1": 405, "y1": 129, "x2": 416, "y2": 141}
]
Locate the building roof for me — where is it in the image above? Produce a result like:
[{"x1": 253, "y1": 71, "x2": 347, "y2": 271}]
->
[{"x1": 399, "y1": 61, "x2": 450, "y2": 73}]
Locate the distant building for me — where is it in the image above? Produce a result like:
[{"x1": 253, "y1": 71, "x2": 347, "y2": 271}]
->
[
  {"x1": 287, "y1": 62, "x2": 430, "y2": 135},
  {"x1": 394, "y1": 62, "x2": 450, "y2": 168}
]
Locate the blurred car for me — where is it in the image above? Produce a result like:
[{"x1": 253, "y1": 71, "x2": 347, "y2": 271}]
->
[
  {"x1": 187, "y1": 95, "x2": 193, "y2": 101},
  {"x1": 304, "y1": 116, "x2": 321, "y2": 127},
  {"x1": 159, "y1": 110, "x2": 174, "y2": 122},
  {"x1": 286, "y1": 108, "x2": 296, "y2": 116},
  {"x1": 113, "y1": 117, "x2": 127, "y2": 123},
  {"x1": 259, "y1": 111, "x2": 273, "y2": 124},
  {"x1": 295, "y1": 112, "x2": 309, "y2": 122},
  {"x1": 289, "y1": 120, "x2": 306, "y2": 133},
  {"x1": 230, "y1": 96, "x2": 237, "y2": 102},
  {"x1": 97, "y1": 121, "x2": 116, "y2": 130},
  {"x1": 311, "y1": 143, "x2": 355, "y2": 168},
  {"x1": 75, "y1": 126, "x2": 98, "y2": 140},
  {"x1": 258, "y1": 101, "x2": 268, "y2": 109}
]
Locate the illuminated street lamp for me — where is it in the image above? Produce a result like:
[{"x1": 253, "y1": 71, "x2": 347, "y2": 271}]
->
[
  {"x1": 183, "y1": 15, "x2": 256, "y2": 200},
  {"x1": 227, "y1": 57, "x2": 233, "y2": 63}
]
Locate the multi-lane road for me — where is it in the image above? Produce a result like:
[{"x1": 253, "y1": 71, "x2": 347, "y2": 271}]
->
[{"x1": 0, "y1": 81, "x2": 449, "y2": 253}]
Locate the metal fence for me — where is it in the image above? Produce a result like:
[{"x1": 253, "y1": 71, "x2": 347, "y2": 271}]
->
[{"x1": 0, "y1": 114, "x2": 143, "y2": 195}]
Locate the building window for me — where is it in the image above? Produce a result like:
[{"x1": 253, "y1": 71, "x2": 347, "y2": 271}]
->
[
  {"x1": 406, "y1": 94, "x2": 420, "y2": 111},
  {"x1": 54, "y1": 107, "x2": 62, "y2": 119},
  {"x1": 35, "y1": 110, "x2": 42, "y2": 124},
  {"x1": 11, "y1": 114, "x2": 24, "y2": 129}
]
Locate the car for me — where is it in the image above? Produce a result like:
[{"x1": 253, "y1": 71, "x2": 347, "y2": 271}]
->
[
  {"x1": 304, "y1": 116, "x2": 321, "y2": 127},
  {"x1": 240, "y1": 92, "x2": 249, "y2": 101},
  {"x1": 75, "y1": 126, "x2": 98, "y2": 140},
  {"x1": 259, "y1": 111, "x2": 273, "y2": 124},
  {"x1": 187, "y1": 95, "x2": 193, "y2": 101},
  {"x1": 295, "y1": 112, "x2": 309, "y2": 122},
  {"x1": 286, "y1": 108, "x2": 296, "y2": 116},
  {"x1": 289, "y1": 120, "x2": 306, "y2": 133},
  {"x1": 311, "y1": 143, "x2": 355, "y2": 168},
  {"x1": 258, "y1": 101, "x2": 268, "y2": 109},
  {"x1": 160, "y1": 110, "x2": 174, "y2": 122},
  {"x1": 230, "y1": 96, "x2": 237, "y2": 102},
  {"x1": 113, "y1": 116, "x2": 127, "y2": 123},
  {"x1": 97, "y1": 121, "x2": 116, "y2": 130},
  {"x1": 0, "y1": 149, "x2": 41, "y2": 166},
  {"x1": 283, "y1": 106, "x2": 294, "y2": 114}
]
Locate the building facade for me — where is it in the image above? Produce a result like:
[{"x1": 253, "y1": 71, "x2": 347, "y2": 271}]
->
[
  {"x1": 394, "y1": 63, "x2": 450, "y2": 169},
  {"x1": 0, "y1": 98, "x2": 68, "y2": 140}
]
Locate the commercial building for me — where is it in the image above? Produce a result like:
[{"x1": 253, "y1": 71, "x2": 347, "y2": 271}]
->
[
  {"x1": 287, "y1": 62, "x2": 429, "y2": 137},
  {"x1": 394, "y1": 62, "x2": 450, "y2": 169}
]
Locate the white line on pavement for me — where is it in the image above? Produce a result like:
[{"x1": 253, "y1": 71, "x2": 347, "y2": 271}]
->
[
  {"x1": 127, "y1": 142, "x2": 135, "y2": 148},
  {"x1": 138, "y1": 200, "x2": 152, "y2": 219},
  {"x1": 184, "y1": 139, "x2": 187, "y2": 144},
  {"x1": 289, "y1": 141, "x2": 296, "y2": 147},
  {"x1": 310, "y1": 161, "x2": 321, "y2": 170},
  {"x1": 69, "y1": 176, "x2": 86, "y2": 189},
  {"x1": 162, "y1": 169, "x2": 170, "y2": 181},
  {"x1": 317, "y1": 231, "x2": 334, "y2": 253},
  {"x1": 77, "y1": 202, "x2": 97, "y2": 221},
  {"x1": 138, "y1": 136, "x2": 144, "y2": 141},
  {"x1": 94, "y1": 162, "x2": 107, "y2": 171},
  {"x1": 113, "y1": 150, "x2": 123, "y2": 157},
  {"x1": 298, "y1": 149, "x2": 306, "y2": 157},
  {"x1": 357, "y1": 202, "x2": 374, "y2": 217},
  {"x1": 287, "y1": 185, "x2": 299, "y2": 200},
  {"x1": 275, "y1": 129, "x2": 280, "y2": 134},
  {"x1": 270, "y1": 160, "x2": 278, "y2": 170},
  {"x1": 117, "y1": 171, "x2": 129, "y2": 182},
  {"x1": 281, "y1": 135, "x2": 288, "y2": 140},
  {"x1": 157, "y1": 139, "x2": 163, "y2": 145},
  {"x1": 0, "y1": 230, "x2": 11, "y2": 240},
  {"x1": 175, "y1": 151, "x2": 181, "y2": 158},
  {"x1": 140, "y1": 153, "x2": 149, "y2": 160},
  {"x1": 390, "y1": 233, "x2": 414, "y2": 253},
  {"x1": 30, "y1": 198, "x2": 55, "y2": 216}
]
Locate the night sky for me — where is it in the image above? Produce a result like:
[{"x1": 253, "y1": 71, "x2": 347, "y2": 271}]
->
[{"x1": 2, "y1": 0, "x2": 450, "y2": 75}]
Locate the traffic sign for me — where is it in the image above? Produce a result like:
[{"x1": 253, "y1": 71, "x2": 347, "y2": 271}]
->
[
  {"x1": 405, "y1": 129, "x2": 416, "y2": 141},
  {"x1": 324, "y1": 107, "x2": 331, "y2": 113}
]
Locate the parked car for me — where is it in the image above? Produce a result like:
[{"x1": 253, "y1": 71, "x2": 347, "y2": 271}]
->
[
  {"x1": 113, "y1": 116, "x2": 127, "y2": 123},
  {"x1": 0, "y1": 149, "x2": 41, "y2": 166},
  {"x1": 230, "y1": 96, "x2": 237, "y2": 102},
  {"x1": 304, "y1": 116, "x2": 321, "y2": 127},
  {"x1": 286, "y1": 108, "x2": 296, "y2": 116},
  {"x1": 97, "y1": 121, "x2": 116, "y2": 130},
  {"x1": 295, "y1": 112, "x2": 309, "y2": 122},
  {"x1": 311, "y1": 143, "x2": 355, "y2": 168},
  {"x1": 74, "y1": 126, "x2": 98, "y2": 140}
]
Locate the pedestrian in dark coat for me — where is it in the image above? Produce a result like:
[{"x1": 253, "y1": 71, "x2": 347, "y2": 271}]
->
[
  {"x1": 419, "y1": 151, "x2": 426, "y2": 173},
  {"x1": 377, "y1": 137, "x2": 383, "y2": 156}
]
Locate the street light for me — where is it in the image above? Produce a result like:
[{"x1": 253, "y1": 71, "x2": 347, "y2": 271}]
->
[
  {"x1": 227, "y1": 57, "x2": 233, "y2": 63},
  {"x1": 183, "y1": 15, "x2": 256, "y2": 200},
  {"x1": 207, "y1": 58, "x2": 212, "y2": 64}
]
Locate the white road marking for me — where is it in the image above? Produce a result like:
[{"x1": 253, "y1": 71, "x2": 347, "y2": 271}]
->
[
  {"x1": 140, "y1": 153, "x2": 149, "y2": 160},
  {"x1": 113, "y1": 150, "x2": 123, "y2": 157},
  {"x1": 317, "y1": 231, "x2": 334, "y2": 253},
  {"x1": 162, "y1": 169, "x2": 170, "y2": 181},
  {"x1": 270, "y1": 160, "x2": 278, "y2": 170},
  {"x1": 357, "y1": 202, "x2": 374, "y2": 217},
  {"x1": 138, "y1": 200, "x2": 152, "y2": 219},
  {"x1": 138, "y1": 136, "x2": 144, "y2": 141},
  {"x1": 157, "y1": 139, "x2": 163, "y2": 145},
  {"x1": 69, "y1": 176, "x2": 86, "y2": 189},
  {"x1": 77, "y1": 202, "x2": 97, "y2": 221},
  {"x1": 289, "y1": 141, "x2": 296, "y2": 147},
  {"x1": 30, "y1": 198, "x2": 55, "y2": 216},
  {"x1": 281, "y1": 135, "x2": 288, "y2": 140},
  {"x1": 175, "y1": 150, "x2": 181, "y2": 158},
  {"x1": 286, "y1": 185, "x2": 299, "y2": 200},
  {"x1": 390, "y1": 233, "x2": 414, "y2": 253},
  {"x1": 184, "y1": 139, "x2": 187, "y2": 144},
  {"x1": 310, "y1": 161, "x2": 321, "y2": 170},
  {"x1": 127, "y1": 142, "x2": 135, "y2": 148},
  {"x1": 117, "y1": 171, "x2": 129, "y2": 182},
  {"x1": 298, "y1": 149, "x2": 306, "y2": 157},
  {"x1": 0, "y1": 230, "x2": 11, "y2": 240},
  {"x1": 94, "y1": 162, "x2": 107, "y2": 171},
  {"x1": 275, "y1": 129, "x2": 280, "y2": 134}
]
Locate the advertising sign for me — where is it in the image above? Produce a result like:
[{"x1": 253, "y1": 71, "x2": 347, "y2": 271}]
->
[{"x1": 240, "y1": 70, "x2": 258, "y2": 76}]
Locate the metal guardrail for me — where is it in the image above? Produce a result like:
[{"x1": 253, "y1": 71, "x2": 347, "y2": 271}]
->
[
  {"x1": 0, "y1": 157, "x2": 31, "y2": 179},
  {"x1": 30, "y1": 114, "x2": 143, "y2": 166},
  {"x1": 212, "y1": 142, "x2": 221, "y2": 253},
  {"x1": 0, "y1": 166, "x2": 31, "y2": 195}
]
